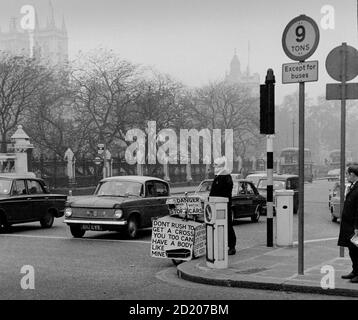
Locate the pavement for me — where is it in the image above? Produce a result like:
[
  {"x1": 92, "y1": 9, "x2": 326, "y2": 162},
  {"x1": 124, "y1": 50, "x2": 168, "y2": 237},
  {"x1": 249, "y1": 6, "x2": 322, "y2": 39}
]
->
[{"x1": 177, "y1": 239, "x2": 358, "y2": 298}]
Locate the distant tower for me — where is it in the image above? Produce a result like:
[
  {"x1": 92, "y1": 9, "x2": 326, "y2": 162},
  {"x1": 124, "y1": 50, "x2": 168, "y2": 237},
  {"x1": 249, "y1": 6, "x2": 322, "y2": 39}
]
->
[
  {"x1": 226, "y1": 49, "x2": 241, "y2": 83},
  {"x1": 224, "y1": 47, "x2": 260, "y2": 96}
]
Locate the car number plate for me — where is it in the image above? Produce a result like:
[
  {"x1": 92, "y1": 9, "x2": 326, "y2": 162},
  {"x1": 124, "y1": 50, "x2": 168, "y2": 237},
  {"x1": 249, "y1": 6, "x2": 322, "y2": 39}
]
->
[{"x1": 81, "y1": 224, "x2": 102, "y2": 231}]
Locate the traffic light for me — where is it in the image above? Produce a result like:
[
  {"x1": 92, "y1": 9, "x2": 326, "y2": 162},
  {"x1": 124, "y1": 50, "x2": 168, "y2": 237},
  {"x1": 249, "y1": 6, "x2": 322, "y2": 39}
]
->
[
  {"x1": 260, "y1": 69, "x2": 275, "y2": 135},
  {"x1": 260, "y1": 84, "x2": 268, "y2": 134}
]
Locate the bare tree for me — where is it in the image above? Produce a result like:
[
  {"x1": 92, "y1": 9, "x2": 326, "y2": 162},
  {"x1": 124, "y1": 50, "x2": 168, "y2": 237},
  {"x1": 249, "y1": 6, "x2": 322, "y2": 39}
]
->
[
  {"x1": 71, "y1": 49, "x2": 139, "y2": 155},
  {"x1": 0, "y1": 54, "x2": 50, "y2": 152},
  {"x1": 191, "y1": 81, "x2": 262, "y2": 160}
]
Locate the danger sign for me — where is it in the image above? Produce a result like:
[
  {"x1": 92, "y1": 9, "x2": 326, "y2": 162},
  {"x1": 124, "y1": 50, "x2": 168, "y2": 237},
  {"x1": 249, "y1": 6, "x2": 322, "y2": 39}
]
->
[{"x1": 151, "y1": 216, "x2": 206, "y2": 261}]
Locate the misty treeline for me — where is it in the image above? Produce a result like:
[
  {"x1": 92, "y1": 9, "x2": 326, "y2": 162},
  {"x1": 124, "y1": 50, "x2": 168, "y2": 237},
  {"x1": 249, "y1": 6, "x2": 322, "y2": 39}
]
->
[
  {"x1": 0, "y1": 49, "x2": 261, "y2": 162},
  {"x1": 275, "y1": 93, "x2": 358, "y2": 165},
  {"x1": 0, "y1": 48, "x2": 350, "y2": 165}
]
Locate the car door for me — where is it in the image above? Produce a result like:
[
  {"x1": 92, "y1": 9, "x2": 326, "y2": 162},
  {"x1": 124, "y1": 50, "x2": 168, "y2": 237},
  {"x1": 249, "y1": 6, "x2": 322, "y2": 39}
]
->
[
  {"x1": 27, "y1": 179, "x2": 48, "y2": 220},
  {"x1": 142, "y1": 181, "x2": 159, "y2": 226},
  {"x1": 233, "y1": 182, "x2": 250, "y2": 217},
  {"x1": 246, "y1": 182, "x2": 261, "y2": 214},
  {"x1": 6, "y1": 179, "x2": 32, "y2": 222},
  {"x1": 153, "y1": 181, "x2": 170, "y2": 217}
]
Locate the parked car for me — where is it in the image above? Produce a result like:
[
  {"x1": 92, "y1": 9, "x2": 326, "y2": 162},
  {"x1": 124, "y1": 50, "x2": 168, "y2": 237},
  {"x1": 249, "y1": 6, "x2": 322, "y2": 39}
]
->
[
  {"x1": 256, "y1": 174, "x2": 299, "y2": 214},
  {"x1": 245, "y1": 172, "x2": 267, "y2": 187},
  {"x1": 195, "y1": 178, "x2": 266, "y2": 223},
  {"x1": 64, "y1": 176, "x2": 171, "y2": 239},
  {"x1": 327, "y1": 168, "x2": 340, "y2": 181},
  {"x1": 329, "y1": 181, "x2": 349, "y2": 222},
  {"x1": 0, "y1": 174, "x2": 66, "y2": 231}
]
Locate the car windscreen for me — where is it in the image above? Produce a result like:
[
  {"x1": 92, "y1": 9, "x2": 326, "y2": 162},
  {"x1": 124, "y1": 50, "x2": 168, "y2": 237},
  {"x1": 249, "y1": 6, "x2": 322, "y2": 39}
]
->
[
  {"x1": 197, "y1": 181, "x2": 212, "y2": 192},
  {"x1": 0, "y1": 179, "x2": 12, "y2": 195},
  {"x1": 95, "y1": 181, "x2": 143, "y2": 197},
  {"x1": 257, "y1": 179, "x2": 286, "y2": 190}
]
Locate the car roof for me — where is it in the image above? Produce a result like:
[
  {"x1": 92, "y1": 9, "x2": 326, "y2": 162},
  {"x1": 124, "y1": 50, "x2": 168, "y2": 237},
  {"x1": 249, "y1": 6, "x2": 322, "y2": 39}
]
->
[
  {"x1": 101, "y1": 175, "x2": 167, "y2": 183},
  {"x1": 200, "y1": 178, "x2": 255, "y2": 184},
  {"x1": 257, "y1": 174, "x2": 299, "y2": 180},
  {"x1": 0, "y1": 173, "x2": 39, "y2": 180}
]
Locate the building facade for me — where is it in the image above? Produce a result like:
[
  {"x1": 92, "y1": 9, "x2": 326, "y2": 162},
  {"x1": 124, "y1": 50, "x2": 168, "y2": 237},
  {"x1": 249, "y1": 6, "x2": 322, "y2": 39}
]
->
[
  {"x1": 225, "y1": 50, "x2": 260, "y2": 95},
  {"x1": 0, "y1": 2, "x2": 68, "y2": 66}
]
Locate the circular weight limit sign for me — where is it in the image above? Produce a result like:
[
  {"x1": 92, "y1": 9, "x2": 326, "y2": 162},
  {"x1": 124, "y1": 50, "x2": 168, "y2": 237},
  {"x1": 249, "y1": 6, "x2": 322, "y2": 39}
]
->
[
  {"x1": 282, "y1": 15, "x2": 320, "y2": 61},
  {"x1": 326, "y1": 44, "x2": 358, "y2": 82}
]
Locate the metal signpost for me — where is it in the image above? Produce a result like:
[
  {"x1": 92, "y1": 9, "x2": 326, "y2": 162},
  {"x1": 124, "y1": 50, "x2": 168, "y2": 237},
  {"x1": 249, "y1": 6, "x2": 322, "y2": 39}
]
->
[
  {"x1": 282, "y1": 15, "x2": 320, "y2": 275},
  {"x1": 325, "y1": 43, "x2": 358, "y2": 258}
]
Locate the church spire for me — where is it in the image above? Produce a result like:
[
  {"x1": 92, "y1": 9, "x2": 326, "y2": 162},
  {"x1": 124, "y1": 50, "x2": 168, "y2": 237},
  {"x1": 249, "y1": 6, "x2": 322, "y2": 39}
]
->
[
  {"x1": 246, "y1": 41, "x2": 251, "y2": 76},
  {"x1": 47, "y1": 0, "x2": 56, "y2": 29},
  {"x1": 9, "y1": 17, "x2": 17, "y2": 33},
  {"x1": 61, "y1": 14, "x2": 67, "y2": 34}
]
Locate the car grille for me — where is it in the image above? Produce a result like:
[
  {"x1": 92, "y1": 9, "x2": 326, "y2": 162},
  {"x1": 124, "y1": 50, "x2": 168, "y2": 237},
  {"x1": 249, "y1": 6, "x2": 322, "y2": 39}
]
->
[{"x1": 72, "y1": 208, "x2": 114, "y2": 219}]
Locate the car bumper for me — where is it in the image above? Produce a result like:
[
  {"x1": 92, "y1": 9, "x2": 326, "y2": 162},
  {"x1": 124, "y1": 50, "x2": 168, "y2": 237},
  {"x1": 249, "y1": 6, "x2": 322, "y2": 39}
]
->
[{"x1": 63, "y1": 219, "x2": 127, "y2": 226}]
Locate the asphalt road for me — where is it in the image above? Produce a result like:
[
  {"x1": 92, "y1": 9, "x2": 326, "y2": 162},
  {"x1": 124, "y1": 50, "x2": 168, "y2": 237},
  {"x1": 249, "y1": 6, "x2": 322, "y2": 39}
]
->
[{"x1": 0, "y1": 179, "x2": 352, "y2": 300}]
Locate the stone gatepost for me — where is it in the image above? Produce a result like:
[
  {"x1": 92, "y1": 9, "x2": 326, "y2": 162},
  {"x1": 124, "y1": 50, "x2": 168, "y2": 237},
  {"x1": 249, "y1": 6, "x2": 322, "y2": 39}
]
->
[{"x1": 11, "y1": 125, "x2": 34, "y2": 174}]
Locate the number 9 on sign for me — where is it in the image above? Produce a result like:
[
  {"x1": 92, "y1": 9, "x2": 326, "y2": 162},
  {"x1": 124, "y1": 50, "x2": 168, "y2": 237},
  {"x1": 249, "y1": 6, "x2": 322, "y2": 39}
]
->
[{"x1": 282, "y1": 15, "x2": 320, "y2": 61}]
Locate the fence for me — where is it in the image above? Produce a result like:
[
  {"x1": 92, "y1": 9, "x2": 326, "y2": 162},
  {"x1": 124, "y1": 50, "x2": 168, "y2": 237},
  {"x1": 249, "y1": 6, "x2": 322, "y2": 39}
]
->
[{"x1": 30, "y1": 156, "x2": 279, "y2": 189}]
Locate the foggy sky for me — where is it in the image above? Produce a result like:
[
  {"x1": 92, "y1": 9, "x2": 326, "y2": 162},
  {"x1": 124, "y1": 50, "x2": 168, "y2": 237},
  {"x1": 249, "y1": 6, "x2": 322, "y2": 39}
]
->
[{"x1": 0, "y1": 0, "x2": 357, "y2": 103}]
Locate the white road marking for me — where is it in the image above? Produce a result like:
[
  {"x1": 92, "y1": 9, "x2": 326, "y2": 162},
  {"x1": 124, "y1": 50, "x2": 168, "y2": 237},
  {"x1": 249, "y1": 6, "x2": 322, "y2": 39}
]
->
[
  {"x1": 0, "y1": 233, "x2": 151, "y2": 244},
  {"x1": 293, "y1": 237, "x2": 338, "y2": 245}
]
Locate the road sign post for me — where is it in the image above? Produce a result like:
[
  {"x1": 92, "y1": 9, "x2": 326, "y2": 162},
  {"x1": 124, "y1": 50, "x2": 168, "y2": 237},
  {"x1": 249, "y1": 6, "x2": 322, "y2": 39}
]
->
[
  {"x1": 325, "y1": 43, "x2": 358, "y2": 258},
  {"x1": 282, "y1": 14, "x2": 320, "y2": 275}
]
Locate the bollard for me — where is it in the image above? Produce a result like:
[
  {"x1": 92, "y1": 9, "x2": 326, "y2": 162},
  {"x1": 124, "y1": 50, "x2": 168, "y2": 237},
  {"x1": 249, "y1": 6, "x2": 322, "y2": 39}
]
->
[
  {"x1": 275, "y1": 190, "x2": 294, "y2": 246},
  {"x1": 204, "y1": 196, "x2": 228, "y2": 269}
]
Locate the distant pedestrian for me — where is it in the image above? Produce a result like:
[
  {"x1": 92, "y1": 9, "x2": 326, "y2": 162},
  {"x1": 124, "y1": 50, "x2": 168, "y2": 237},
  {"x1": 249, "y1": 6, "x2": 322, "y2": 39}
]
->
[
  {"x1": 338, "y1": 163, "x2": 358, "y2": 283},
  {"x1": 209, "y1": 157, "x2": 236, "y2": 255}
]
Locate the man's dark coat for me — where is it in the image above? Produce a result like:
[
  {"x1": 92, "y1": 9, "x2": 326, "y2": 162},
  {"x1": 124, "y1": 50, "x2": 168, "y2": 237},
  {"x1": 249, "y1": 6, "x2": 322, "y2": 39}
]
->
[
  {"x1": 209, "y1": 174, "x2": 233, "y2": 205},
  {"x1": 338, "y1": 182, "x2": 358, "y2": 247}
]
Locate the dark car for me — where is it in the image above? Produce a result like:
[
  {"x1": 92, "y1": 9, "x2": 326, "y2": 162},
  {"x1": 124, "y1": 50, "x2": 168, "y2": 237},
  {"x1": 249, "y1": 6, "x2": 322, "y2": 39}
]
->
[
  {"x1": 0, "y1": 174, "x2": 67, "y2": 231},
  {"x1": 257, "y1": 174, "x2": 299, "y2": 214},
  {"x1": 64, "y1": 176, "x2": 170, "y2": 239},
  {"x1": 195, "y1": 178, "x2": 266, "y2": 223}
]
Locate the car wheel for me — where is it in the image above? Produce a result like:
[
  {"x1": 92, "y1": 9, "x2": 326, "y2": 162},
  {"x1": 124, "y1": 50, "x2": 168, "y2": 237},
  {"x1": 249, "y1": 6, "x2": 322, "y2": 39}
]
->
[
  {"x1": 70, "y1": 225, "x2": 86, "y2": 238},
  {"x1": 251, "y1": 205, "x2": 261, "y2": 222},
  {"x1": 40, "y1": 212, "x2": 54, "y2": 228},
  {"x1": 126, "y1": 216, "x2": 139, "y2": 239},
  {"x1": 331, "y1": 207, "x2": 338, "y2": 222},
  {"x1": 231, "y1": 209, "x2": 236, "y2": 225},
  {"x1": 0, "y1": 213, "x2": 9, "y2": 233}
]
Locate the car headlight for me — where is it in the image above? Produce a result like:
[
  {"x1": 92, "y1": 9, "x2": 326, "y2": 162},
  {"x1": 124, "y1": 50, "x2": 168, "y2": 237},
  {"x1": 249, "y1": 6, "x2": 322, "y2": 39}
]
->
[
  {"x1": 64, "y1": 207, "x2": 72, "y2": 217},
  {"x1": 114, "y1": 209, "x2": 123, "y2": 219}
]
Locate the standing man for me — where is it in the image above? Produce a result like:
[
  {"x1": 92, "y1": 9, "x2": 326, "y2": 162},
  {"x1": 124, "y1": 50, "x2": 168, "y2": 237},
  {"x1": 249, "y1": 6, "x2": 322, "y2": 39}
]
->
[
  {"x1": 338, "y1": 163, "x2": 358, "y2": 283},
  {"x1": 209, "y1": 157, "x2": 236, "y2": 255}
]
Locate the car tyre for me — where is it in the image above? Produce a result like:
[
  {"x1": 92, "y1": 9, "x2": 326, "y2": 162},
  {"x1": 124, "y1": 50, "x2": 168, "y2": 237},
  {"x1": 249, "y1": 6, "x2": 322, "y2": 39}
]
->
[
  {"x1": 0, "y1": 213, "x2": 9, "y2": 233},
  {"x1": 126, "y1": 216, "x2": 139, "y2": 239},
  {"x1": 231, "y1": 209, "x2": 236, "y2": 225},
  {"x1": 70, "y1": 225, "x2": 86, "y2": 238},
  {"x1": 40, "y1": 212, "x2": 54, "y2": 228},
  {"x1": 251, "y1": 205, "x2": 261, "y2": 222}
]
